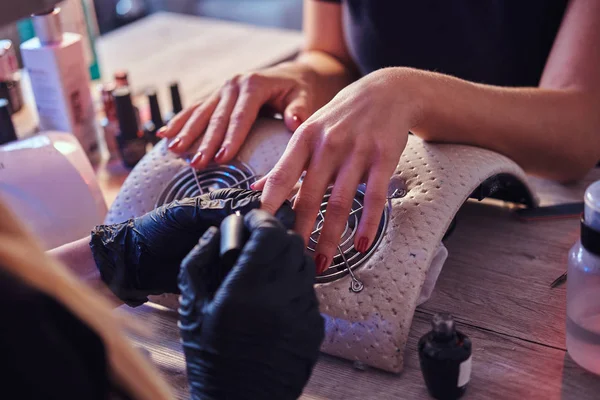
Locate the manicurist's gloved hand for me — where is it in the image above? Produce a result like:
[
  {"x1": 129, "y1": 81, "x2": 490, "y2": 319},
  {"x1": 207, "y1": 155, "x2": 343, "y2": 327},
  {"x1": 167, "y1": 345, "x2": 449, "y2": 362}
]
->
[
  {"x1": 179, "y1": 209, "x2": 324, "y2": 400},
  {"x1": 89, "y1": 189, "x2": 294, "y2": 307}
]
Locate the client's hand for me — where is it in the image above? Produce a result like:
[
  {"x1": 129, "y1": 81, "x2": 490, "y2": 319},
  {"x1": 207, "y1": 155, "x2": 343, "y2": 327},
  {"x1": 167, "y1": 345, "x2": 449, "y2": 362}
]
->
[
  {"x1": 89, "y1": 189, "x2": 294, "y2": 307},
  {"x1": 179, "y1": 209, "x2": 324, "y2": 400}
]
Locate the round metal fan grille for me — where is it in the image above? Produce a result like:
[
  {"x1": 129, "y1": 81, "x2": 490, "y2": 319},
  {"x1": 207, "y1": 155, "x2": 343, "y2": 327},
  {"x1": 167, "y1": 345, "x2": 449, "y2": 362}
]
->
[
  {"x1": 298, "y1": 184, "x2": 389, "y2": 283},
  {"x1": 155, "y1": 161, "x2": 257, "y2": 208}
]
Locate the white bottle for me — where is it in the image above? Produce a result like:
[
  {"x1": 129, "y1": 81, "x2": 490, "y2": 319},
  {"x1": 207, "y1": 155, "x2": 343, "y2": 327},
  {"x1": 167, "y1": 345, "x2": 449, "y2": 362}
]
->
[
  {"x1": 20, "y1": 8, "x2": 100, "y2": 165},
  {"x1": 566, "y1": 180, "x2": 600, "y2": 375}
]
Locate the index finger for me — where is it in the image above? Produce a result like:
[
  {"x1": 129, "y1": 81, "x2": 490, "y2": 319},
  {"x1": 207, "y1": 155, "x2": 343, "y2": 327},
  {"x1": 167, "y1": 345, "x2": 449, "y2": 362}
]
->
[{"x1": 260, "y1": 128, "x2": 313, "y2": 215}]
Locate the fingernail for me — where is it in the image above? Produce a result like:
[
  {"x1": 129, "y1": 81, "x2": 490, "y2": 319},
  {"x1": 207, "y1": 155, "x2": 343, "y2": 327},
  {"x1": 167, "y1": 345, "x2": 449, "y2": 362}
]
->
[
  {"x1": 191, "y1": 151, "x2": 203, "y2": 166},
  {"x1": 156, "y1": 126, "x2": 167, "y2": 138},
  {"x1": 215, "y1": 146, "x2": 227, "y2": 162},
  {"x1": 315, "y1": 254, "x2": 328, "y2": 274},
  {"x1": 168, "y1": 137, "x2": 181, "y2": 149},
  {"x1": 357, "y1": 237, "x2": 369, "y2": 253},
  {"x1": 250, "y1": 182, "x2": 257, "y2": 190}
]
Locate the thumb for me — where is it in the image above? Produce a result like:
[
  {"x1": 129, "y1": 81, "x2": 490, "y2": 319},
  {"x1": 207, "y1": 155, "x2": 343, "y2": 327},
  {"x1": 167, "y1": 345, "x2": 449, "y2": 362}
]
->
[{"x1": 283, "y1": 91, "x2": 310, "y2": 132}]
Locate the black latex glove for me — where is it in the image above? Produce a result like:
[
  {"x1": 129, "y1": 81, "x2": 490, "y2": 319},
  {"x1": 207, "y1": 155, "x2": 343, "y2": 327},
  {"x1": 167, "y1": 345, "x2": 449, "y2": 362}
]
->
[
  {"x1": 179, "y1": 209, "x2": 324, "y2": 400},
  {"x1": 90, "y1": 189, "x2": 294, "y2": 306}
]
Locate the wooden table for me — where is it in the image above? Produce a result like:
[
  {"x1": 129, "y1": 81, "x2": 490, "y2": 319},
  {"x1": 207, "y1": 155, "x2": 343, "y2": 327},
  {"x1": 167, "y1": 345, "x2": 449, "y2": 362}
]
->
[{"x1": 20, "y1": 12, "x2": 600, "y2": 400}]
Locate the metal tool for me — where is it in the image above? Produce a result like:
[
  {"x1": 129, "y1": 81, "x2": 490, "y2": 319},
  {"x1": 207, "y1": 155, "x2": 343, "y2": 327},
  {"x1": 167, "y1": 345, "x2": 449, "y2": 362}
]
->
[
  {"x1": 190, "y1": 165, "x2": 204, "y2": 195},
  {"x1": 316, "y1": 209, "x2": 364, "y2": 292},
  {"x1": 550, "y1": 271, "x2": 567, "y2": 288},
  {"x1": 219, "y1": 211, "x2": 246, "y2": 273}
]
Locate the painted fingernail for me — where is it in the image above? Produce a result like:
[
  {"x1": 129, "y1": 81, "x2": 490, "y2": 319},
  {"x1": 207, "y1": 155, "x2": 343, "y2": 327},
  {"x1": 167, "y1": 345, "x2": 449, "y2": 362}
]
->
[
  {"x1": 156, "y1": 126, "x2": 167, "y2": 138},
  {"x1": 191, "y1": 151, "x2": 203, "y2": 166},
  {"x1": 215, "y1": 146, "x2": 227, "y2": 162},
  {"x1": 357, "y1": 237, "x2": 369, "y2": 253},
  {"x1": 168, "y1": 137, "x2": 181, "y2": 149},
  {"x1": 315, "y1": 254, "x2": 328, "y2": 274}
]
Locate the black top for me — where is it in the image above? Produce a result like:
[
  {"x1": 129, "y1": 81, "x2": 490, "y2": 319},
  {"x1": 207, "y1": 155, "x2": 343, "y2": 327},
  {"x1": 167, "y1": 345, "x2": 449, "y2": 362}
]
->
[
  {"x1": 0, "y1": 268, "x2": 117, "y2": 399},
  {"x1": 320, "y1": 0, "x2": 568, "y2": 86}
]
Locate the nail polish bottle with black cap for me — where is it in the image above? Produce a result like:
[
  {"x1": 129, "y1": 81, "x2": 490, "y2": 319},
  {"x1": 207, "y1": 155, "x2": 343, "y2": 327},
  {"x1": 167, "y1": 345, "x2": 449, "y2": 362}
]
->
[
  {"x1": 143, "y1": 88, "x2": 164, "y2": 145},
  {"x1": 113, "y1": 87, "x2": 146, "y2": 168},
  {"x1": 566, "y1": 181, "x2": 600, "y2": 375},
  {"x1": 165, "y1": 81, "x2": 183, "y2": 124},
  {"x1": 418, "y1": 313, "x2": 472, "y2": 400},
  {"x1": 0, "y1": 98, "x2": 17, "y2": 146}
]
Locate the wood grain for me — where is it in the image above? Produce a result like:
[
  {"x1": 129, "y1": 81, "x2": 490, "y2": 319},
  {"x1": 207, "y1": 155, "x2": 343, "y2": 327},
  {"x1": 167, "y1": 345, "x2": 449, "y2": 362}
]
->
[{"x1": 125, "y1": 305, "x2": 600, "y2": 400}]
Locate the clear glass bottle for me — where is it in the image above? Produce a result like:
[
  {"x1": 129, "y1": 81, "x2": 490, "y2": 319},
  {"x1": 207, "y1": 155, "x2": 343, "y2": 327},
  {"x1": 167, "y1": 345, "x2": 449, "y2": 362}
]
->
[{"x1": 566, "y1": 180, "x2": 600, "y2": 375}]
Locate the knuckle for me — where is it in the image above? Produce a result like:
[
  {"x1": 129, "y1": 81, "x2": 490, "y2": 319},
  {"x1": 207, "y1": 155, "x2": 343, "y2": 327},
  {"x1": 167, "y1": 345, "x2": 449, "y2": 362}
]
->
[
  {"x1": 325, "y1": 196, "x2": 351, "y2": 219},
  {"x1": 267, "y1": 168, "x2": 292, "y2": 188},
  {"x1": 228, "y1": 112, "x2": 245, "y2": 130},
  {"x1": 362, "y1": 215, "x2": 383, "y2": 232},
  {"x1": 321, "y1": 130, "x2": 343, "y2": 151},
  {"x1": 225, "y1": 74, "x2": 242, "y2": 87},
  {"x1": 209, "y1": 113, "x2": 229, "y2": 129},
  {"x1": 316, "y1": 235, "x2": 339, "y2": 251},
  {"x1": 241, "y1": 72, "x2": 264, "y2": 90},
  {"x1": 295, "y1": 192, "x2": 323, "y2": 211},
  {"x1": 368, "y1": 192, "x2": 388, "y2": 208}
]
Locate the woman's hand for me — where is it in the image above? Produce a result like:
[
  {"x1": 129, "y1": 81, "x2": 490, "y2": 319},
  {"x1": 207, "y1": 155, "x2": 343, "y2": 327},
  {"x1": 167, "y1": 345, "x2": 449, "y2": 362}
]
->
[
  {"x1": 254, "y1": 68, "x2": 424, "y2": 274},
  {"x1": 158, "y1": 62, "x2": 322, "y2": 169}
]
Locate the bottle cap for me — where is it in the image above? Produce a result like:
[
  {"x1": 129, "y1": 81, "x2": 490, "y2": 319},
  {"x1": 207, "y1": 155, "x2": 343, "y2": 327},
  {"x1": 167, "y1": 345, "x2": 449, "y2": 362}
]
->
[
  {"x1": 113, "y1": 87, "x2": 139, "y2": 140},
  {"x1": 32, "y1": 8, "x2": 63, "y2": 45},
  {"x1": 431, "y1": 313, "x2": 456, "y2": 340},
  {"x1": 114, "y1": 70, "x2": 130, "y2": 88},
  {"x1": 169, "y1": 82, "x2": 183, "y2": 114},
  {"x1": 0, "y1": 99, "x2": 17, "y2": 146},
  {"x1": 146, "y1": 88, "x2": 164, "y2": 129}
]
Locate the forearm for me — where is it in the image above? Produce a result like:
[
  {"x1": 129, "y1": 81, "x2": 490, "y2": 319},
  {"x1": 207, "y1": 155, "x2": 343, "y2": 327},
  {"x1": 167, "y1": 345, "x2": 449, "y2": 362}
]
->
[
  {"x1": 48, "y1": 238, "x2": 122, "y2": 306},
  {"x1": 399, "y1": 68, "x2": 600, "y2": 182}
]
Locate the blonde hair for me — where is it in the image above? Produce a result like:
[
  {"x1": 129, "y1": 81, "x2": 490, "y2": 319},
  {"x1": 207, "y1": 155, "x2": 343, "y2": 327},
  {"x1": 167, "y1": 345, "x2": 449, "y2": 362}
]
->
[{"x1": 0, "y1": 198, "x2": 174, "y2": 400}]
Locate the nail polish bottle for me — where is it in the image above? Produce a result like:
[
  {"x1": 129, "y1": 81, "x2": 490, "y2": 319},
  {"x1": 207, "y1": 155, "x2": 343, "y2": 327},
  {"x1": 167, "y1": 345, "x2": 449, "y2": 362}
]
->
[
  {"x1": 143, "y1": 88, "x2": 164, "y2": 145},
  {"x1": 99, "y1": 83, "x2": 120, "y2": 161},
  {"x1": 113, "y1": 87, "x2": 146, "y2": 168},
  {"x1": 0, "y1": 40, "x2": 23, "y2": 115},
  {"x1": 0, "y1": 98, "x2": 18, "y2": 145},
  {"x1": 165, "y1": 81, "x2": 183, "y2": 123},
  {"x1": 113, "y1": 70, "x2": 141, "y2": 125},
  {"x1": 418, "y1": 313, "x2": 472, "y2": 400}
]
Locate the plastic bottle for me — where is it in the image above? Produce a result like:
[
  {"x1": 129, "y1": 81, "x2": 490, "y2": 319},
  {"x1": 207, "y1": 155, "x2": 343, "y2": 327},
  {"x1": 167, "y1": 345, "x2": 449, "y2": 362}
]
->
[
  {"x1": 566, "y1": 180, "x2": 600, "y2": 375},
  {"x1": 20, "y1": 8, "x2": 100, "y2": 166}
]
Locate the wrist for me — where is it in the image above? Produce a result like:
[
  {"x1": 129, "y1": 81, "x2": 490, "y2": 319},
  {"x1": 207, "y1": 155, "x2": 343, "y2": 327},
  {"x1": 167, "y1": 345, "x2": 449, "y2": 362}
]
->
[{"x1": 384, "y1": 67, "x2": 433, "y2": 130}]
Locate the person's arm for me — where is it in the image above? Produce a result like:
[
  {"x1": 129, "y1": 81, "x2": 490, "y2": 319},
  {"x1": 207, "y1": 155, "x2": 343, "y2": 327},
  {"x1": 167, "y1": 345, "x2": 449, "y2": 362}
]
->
[
  {"x1": 49, "y1": 238, "x2": 121, "y2": 304},
  {"x1": 256, "y1": 0, "x2": 600, "y2": 272},
  {"x1": 297, "y1": 0, "x2": 358, "y2": 109},
  {"x1": 410, "y1": 0, "x2": 600, "y2": 182}
]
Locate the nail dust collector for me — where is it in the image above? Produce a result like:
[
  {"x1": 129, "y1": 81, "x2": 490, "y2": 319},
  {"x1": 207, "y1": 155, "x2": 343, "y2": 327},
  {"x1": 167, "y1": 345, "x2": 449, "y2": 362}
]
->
[{"x1": 106, "y1": 118, "x2": 537, "y2": 373}]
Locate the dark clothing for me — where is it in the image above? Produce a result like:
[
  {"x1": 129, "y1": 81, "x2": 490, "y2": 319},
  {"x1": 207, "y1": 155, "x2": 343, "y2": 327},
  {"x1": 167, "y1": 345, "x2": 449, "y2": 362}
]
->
[
  {"x1": 320, "y1": 0, "x2": 568, "y2": 86},
  {"x1": 0, "y1": 268, "x2": 111, "y2": 399}
]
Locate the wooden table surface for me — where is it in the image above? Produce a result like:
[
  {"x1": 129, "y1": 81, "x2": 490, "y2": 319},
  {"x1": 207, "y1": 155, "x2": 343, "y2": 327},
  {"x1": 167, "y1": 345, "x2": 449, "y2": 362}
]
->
[{"x1": 55, "y1": 12, "x2": 600, "y2": 400}]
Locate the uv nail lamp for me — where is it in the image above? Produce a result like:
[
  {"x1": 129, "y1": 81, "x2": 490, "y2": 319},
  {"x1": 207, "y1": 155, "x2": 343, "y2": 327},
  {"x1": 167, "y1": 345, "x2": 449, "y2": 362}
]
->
[
  {"x1": 106, "y1": 118, "x2": 537, "y2": 373},
  {"x1": 0, "y1": 133, "x2": 107, "y2": 250}
]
